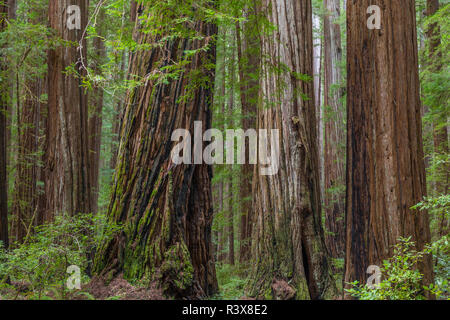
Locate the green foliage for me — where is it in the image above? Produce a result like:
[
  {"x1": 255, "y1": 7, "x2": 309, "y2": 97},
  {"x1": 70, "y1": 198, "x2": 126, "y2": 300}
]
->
[
  {"x1": 425, "y1": 235, "x2": 449, "y2": 299},
  {"x1": 346, "y1": 237, "x2": 449, "y2": 300},
  {"x1": 212, "y1": 263, "x2": 247, "y2": 299},
  {"x1": 413, "y1": 195, "x2": 450, "y2": 238},
  {"x1": 0, "y1": 213, "x2": 121, "y2": 300},
  {"x1": 419, "y1": 3, "x2": 450, "y2": 201},
  {"x1": 346, "y1": 238, "x2": 428, "y2": 300}
]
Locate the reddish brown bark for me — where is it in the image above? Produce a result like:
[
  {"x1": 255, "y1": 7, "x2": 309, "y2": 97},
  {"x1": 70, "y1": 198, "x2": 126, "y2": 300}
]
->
[
  {"x1": 43, "y1": 0, "x2": 92, "y2": 219},
  {"x1": 344, "y1": 0, "x2": 433, "y2": 297}
]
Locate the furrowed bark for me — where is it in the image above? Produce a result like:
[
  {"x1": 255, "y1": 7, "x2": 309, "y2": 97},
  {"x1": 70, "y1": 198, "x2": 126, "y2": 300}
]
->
[
  {"x1": 344, "y1": 0, "x2": 433, "y2": 298},
  {"x1": 250, "y1": 0, "x2": 337, "y2": 300},
  {"x1": 94, "y1": 4, "x2": 218, "y2": 298},
  {"x1": 43, "y1": 0, "x2": 92, "y2": 219}
]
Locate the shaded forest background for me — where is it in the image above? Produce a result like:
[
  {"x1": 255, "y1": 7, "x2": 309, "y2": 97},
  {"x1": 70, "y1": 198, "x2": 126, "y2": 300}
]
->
[{"x1": 0, "y1": 0, "x2": 448, "y2": 300}]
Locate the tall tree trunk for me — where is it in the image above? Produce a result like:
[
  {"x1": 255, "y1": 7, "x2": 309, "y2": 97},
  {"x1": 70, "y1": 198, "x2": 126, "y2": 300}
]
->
[
  {"x1": 313, "y1": 13, "x2": 324, "y2": 203},
  {"x1": 0, "y1": 1, "x2": 9, "y2": 249},
  {"x1": 344, "y1": 0, "x2": 433, "y2": 297},
  {"x1": 5, "y1": 0, "x2": 15, "y2": 179},
  {"x1": 11, "y1": 77, "x2": 42, "y2": 243},
  {"x1": 250, "y1": 0, "x2": 336, "y2": 300},
  {"x1": 323, "y1": 0, "x2": 345, "y2": 259},
  {"x1": 93, "y1": 3, "x2": 218, "y2": 298},
  {"x1": 43, "y1": 0, "x2": 92, "y2": 219},
  {"x1": 11, "y1": 0, "x2": 45, "y2": 243}
]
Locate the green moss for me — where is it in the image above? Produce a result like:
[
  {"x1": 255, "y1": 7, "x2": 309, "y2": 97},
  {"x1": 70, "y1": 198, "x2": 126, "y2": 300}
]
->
[
  {"x1": 160, "y1": 242, "x2": 194, "y2": 292},
  {"x1": 295, "y1": 278, "x2": 310, "y2": 300}
]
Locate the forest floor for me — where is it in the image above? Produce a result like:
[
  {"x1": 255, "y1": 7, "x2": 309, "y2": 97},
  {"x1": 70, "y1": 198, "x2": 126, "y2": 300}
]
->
[
  {"x1": 0, "y1": 260, "x2": 344, "y2": 300},
  {"x1": 0, "y1": 274, "x2": 164, "y2": 300}
]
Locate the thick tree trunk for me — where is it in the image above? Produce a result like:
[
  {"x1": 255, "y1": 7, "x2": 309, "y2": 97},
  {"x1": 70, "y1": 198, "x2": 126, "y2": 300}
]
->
[
  {"x1": 43, "y1": 0, "x2": 92, "y2": 219},
  {"x1": 0, "y1": 1, "x2": 8, "y2": 249},
  {"x1": 323, "y1": 0, "x2": 345, "y2": 259},
  {"x1": 344, "y1": 0, "x2": 433, "y2": 297},
  {"x1": 94, "y1": 4, "x2": 218, "y2": 298},
  {"x1": 250, "y1": 0, "x2": 337, "y2": 300}
]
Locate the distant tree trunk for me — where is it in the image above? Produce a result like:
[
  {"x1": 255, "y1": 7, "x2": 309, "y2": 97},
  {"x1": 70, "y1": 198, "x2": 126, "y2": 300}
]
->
[
  {"x1": 236, "y1": 7, "x2": 259, "y2": 265},
  {"x1": 11, "y1": 1, "x2": 45, "y2": 243},
  {"x1": 5, "y1": 0, "x2": 16, "y2": 171},
  {"x1": 226, "y1": 178, "x2": 235, "y2": 265},
  {"x1": 323, "y1": 0, "x2": 345, "y2": 259},
  {"x1": 43, "y1": 0, "x2": 92, "y2": 219},
  {"x1": 426, "y1": 0, "x2": 448, "y2": 200},
  {"x1": 88, "y1": 10, "x2": 106, "y2": 214},
  {"x1": 0, "y1": 1, "x2": 9, "y2": 249},
  {"x1": 250, "y1": 0, "x2": 337, "y2": 300},
  {"x1": 313, "y1": 14, "x2": 324, "y2": 203},
  {"x1": 93, "y1": 3, "x2": 218, "y2": 298},
  {"x1": 109, "y1": 52, "x2": 126, "y2": 172},
  {"x1": 11, "y1": 77, "x2": 42, "y2": 243},
  {"x1": 227, "y1": 36, "x2": 236, "y2": 267},
  {"x1": 213, "y1": 171, "x2": 223, "y2": 262},
  {"x1": 344, "y1": 0, "x2": 433, "y2": 297}
]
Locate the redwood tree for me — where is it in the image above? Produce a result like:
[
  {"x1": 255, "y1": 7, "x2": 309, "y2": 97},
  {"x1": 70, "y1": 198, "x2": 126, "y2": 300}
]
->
[
  {"x1": 42, "y1": 0, "x2": 91, "y2": 220},
  {"x1": 93, "y1": 2, "x2": 218, "y2": 298},
  {"x1": 12, "y1": 76, "x2": 43, "y2": 243},
  {"x1": 344, "y1": 0, "x2": 433, "y2": 296},
  {"x1": 323, "y1": 0, "x2": 345, "y2": 259},
  {"x1": 250, "y1": 0, "x2": 336, "y2": 300}
]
